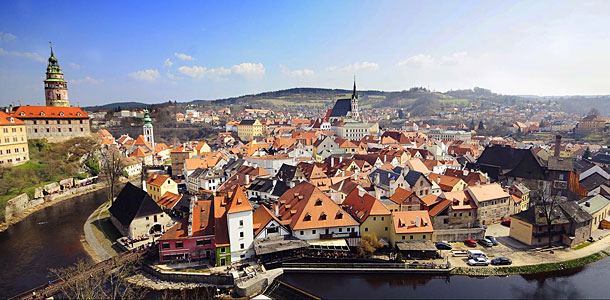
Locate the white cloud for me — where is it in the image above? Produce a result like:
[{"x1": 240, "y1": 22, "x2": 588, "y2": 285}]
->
[
  {"x1": 397, "y1": 54, "x2": 434, "y2": 68},
  {"x1": 178, "y1": 65, "x2": 207, "y2": 78},
  {"x1": 128, "y1": 69, "x2": 160, "y2": 82},
  {"x1": 166, "y1": 72, "x2": 176, "y2": 80},
  {"x1": 0, "y1": 32, "x2": 16, "y2": 42},
  {"x1": 440, "y1": 52, "x2": 468, "y2": 66},
  {"x1": 71, "y1": 76, "x2": 103, "y2": 84},
  {"x1": 69, "y1": 63, "x2": 80, "y2": 69},
  {"x1": 280, "y1": 64, "x2": 314, "y2": 77},
  {"x1": 231, "y1": 62, "x2": 266, "y2": 79},
  {"x1": 208, "y1": 67, "x2": 232, "y2": 78},
  {"x1": 0, "y1": 47, "x2": 45, "y2": 63},
  {"x1": 164, "y1": 58, "x2": 174, "y2": 67},
  {"x1": 174, "y1": 52, "x2": 195, "y2": 61},
  {"x1": 327, "y1": 61, "x2": 379, "y2": 72}
]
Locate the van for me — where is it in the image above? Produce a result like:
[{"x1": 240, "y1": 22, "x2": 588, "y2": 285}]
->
[{"x1": 467, "y1": 250, "x2": 487, "y2": 259}]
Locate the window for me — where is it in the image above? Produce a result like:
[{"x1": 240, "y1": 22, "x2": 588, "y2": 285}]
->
[
  {"x1": 410, "y1": 235, "x2": 413, "y2": 240},
  {"x1": 423, "y1": 235, "x2": 426, "y2": 239},
  {"x1": 381, "y1": 217, "x2": 384, "y2": 221},
  {"x1": 162, "y1": 243, "x2": 170, "y2": 249},
  {"x1": 240, "y1": 243, "x2": 244, "y2": 249},
  {"x1": 338, "y1": 228, "x2": 342, "y2": 232},
  {"x1": 365, "y1": 227, "x2": 368, "y2": 232},
  {"x1": 220, "y1": 247, "x2": 226, "y2": 253},
  {"x1": 312, "y1": 229, "x2": 316, "y2": 234},
  {"x1": 239, "y1": 220, "x2": 244, "y2": 226},
  {"x1": 300, "y1": 231, "x2": 304, "y2": 235},
  {"x1": 402, "y1": 235, "x2": 405, "y2": 240},
  {"x1": 239, "y1": 231, "x2": 244, "y2": 238},
  {"x1": 373, "y1": 217, "x2": 377, "y2": 221},
  {"x1": 175, "y1": 242, "x2": 183, "y2": 248},
  {"x1": 385, "y1": 227, "x2": 388, "y2": 231}
]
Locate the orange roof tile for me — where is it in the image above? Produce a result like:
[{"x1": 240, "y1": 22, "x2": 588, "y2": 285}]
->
[
  {"x1": 0, "y1": 110, "x2": 25, "y2": 125},
  {"x1": 226, "y1": 185, "x2": 254, "y2": 214},
  {"x1": 342, "y1": 189, "x2": 390, "y2": 223},
  {"x1": 146, "y1": 174, "x2": 172, "y2": 187},
  {"x1": 276, "y1": 182, "x2": 358, "y2": 230},
  {"x1": 252, "y1": 205, "x2": 284, "y2": 236},
  {"x1": 11, "y1": 106, "x2": 89, "y2": 119},
  {"x1": 157, "y1": 191, "x2": 183, "y2": 209},
  {"x1": 392, "y1": 211, "x2": 434, "y2": 234},
  {"x1": 213, "y1": 195, "x2": 230, "y2": 246}
]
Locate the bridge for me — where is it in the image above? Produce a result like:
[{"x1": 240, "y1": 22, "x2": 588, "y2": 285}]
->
[{"x1": 9, "y1": 248, "x2": 148, "y2": 300}]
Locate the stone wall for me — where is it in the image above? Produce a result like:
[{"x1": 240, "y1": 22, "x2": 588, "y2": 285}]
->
[
  {"x1": 235, "y1": 268, "x2": 283, "y2": 298},
  {"x1": 4, "y1": 193, "x2": 44, "y2": 221},
  {"x1": 141, "y1": 264, "x2": 234, "y2": 286},
  {"x1": 432, "y1": 228, "x2": 485, "y2": 242}
]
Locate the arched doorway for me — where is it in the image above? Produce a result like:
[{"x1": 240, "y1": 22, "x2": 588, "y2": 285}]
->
[{"x1": 149, "y1": 223, "x2": 162, "y2": 235}]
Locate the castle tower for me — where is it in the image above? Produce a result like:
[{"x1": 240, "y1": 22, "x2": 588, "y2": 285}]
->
[
  {"x1": 44, "y1": 43, "x2": 70, "y2": 107},
  {"x1": 143, "y1": 109, "x2": 155, "y2": 152},
  {"x1": 350, "y1": 77, "x2": 360, "y2": 120}
]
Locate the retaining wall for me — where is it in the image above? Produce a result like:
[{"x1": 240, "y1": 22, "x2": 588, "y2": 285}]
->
[
  {"x1": 433, "y1": 228, "x2": 486, "y2": 242},
  {"x1": 141, "y1": 264, "x2": 234, "y2": 287}
]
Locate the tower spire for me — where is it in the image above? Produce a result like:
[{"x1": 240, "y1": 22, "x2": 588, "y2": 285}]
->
[
  {"x1": 49, "y1": 41, "x2": 54, "y2": 57},
  {"x1": 352, "y1": 75, "x2": 357, "y2": 99}
]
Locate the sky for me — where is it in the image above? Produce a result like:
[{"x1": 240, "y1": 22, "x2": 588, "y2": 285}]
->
[{"x1": 1, "y1": 0, "x2": 610, "y2": 106}]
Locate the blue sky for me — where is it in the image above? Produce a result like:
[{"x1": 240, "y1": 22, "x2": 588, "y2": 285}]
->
[{"x1": 1, "y1": 0, "x2": 610, "y2": 106}]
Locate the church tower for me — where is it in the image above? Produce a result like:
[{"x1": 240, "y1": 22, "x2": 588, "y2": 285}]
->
[
  {"x1": 350, "y1": 77, "x2": 360, "y2": 120},
  {"x1": 143, "y1": 109, "x2": 155, "y2": 151},
  {"x1": 44, "y1": 43, "x2": 70, "y2": 107}
]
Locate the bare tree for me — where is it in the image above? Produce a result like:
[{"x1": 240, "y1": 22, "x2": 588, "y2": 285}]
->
[
  {"x1": 100, "y1": 149, "x2": 124, "y2": 202},
  {"x1": 587, "y1": 108, "x2": 600, "y2": 117},
  {"x1": 530, "y1": 183, "x2": 563, "y2": 248},
  {"x1": 49, "y1": 258, "x2": 146, "y2": 300}
]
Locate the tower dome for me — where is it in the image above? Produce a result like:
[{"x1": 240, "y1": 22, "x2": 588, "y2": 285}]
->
[{"x1": 44, "y1": 42, "x2": 70, "y2": 107}]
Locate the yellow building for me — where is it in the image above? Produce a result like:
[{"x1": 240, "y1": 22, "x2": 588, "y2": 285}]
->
[
  {"x1": 578, "y1": 195, "x2": 610, "y2": 231},
  {"x1": 170, "y1": 144, "x2": 196, "y2": 177},
  {"x1": 146, "y1": 174, "x2": 178, "y2": 201},
  {"x1": 237, "y1": 119, "x2": 264, "y2": 141},
  {"x1": 342, "y1": 189, "x2": 392, "y2": 240},
  {"x1": 0, "y1": 111, "x2": 29, "y2": 166},
  {"x1": 389, "y1": 210, "x2": 434, "y2": 247}
]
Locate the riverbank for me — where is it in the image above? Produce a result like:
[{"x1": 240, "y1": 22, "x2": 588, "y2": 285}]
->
[
  {"x1": 82, "y1": 200, "x2": 122, "y2": 263},
  {"x1": 0, "y1": 181, "x2": 109, "y2": 233}
]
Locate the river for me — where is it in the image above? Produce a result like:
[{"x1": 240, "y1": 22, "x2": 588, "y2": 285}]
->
[
  {"x1": 2, "y1": 188, "x2": 610, "y2": 299},
  {"x1": 0, "y1": 189, "x2": 107, "y2": 299}
]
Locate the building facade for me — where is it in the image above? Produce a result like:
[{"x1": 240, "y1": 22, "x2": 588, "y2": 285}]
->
[
  {"x1": 0, "y1": 111, "x2": 29, "y2": 166},
  {"x1": 44, "y1": 45, "x2": 70, "y2": 107},
  {"x1": 237, "y1": 119, "x2": 264, "y2": 141},
  {"x1": 11, "y1": 106, "x2": 91, "y2": 143}
]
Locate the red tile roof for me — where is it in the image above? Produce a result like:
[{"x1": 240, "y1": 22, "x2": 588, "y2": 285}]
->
[
  {"x1": 342, "y1": 189, "x2": 390, "y2": 223},
  {"x1": 157, "y1": 191, "x2": 182, "y2": 209},
  {"x1": 226, "y1": 185, "x2": 253, "y2": 214},
  {"x1": 11, "y1": 106, "x2": 89, "y2": 119},
  {"x1": 0, "y1": 111, "x2": 25, "y2": 125},
  {"x1": 146, "y1": 174, "x2": 172, "y2": 187},
  {"x1": 392, "y1": 210, "x2": 434, "y2": 234}
]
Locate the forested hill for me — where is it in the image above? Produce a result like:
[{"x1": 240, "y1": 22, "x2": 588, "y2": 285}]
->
[{"x1": 83, "y1": 87, "x2": 610, "y2": 117}]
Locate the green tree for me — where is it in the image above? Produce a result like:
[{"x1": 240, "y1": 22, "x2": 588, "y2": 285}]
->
[
  {"x1": 357, "y1": 233, "x2": 383, "y2": 258},
  {"x1": 583, "y1": 147, "x2": 591, "y2": 160}
]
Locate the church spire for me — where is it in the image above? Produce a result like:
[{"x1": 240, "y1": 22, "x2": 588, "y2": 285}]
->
[{"x1": 352, "y1": 75, "x2": 358, "y2": 99}]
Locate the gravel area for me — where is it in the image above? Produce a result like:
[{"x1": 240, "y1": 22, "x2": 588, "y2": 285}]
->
[{"x1": 83, "y1": 202, "x2": 114, "y2": 262}]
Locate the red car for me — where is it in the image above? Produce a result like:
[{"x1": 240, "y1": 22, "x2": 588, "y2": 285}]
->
[
  {"x1": 501, "y1": 219, "x2": 511, "y2": 227},
  {"x1": 464, "y1": 239, "x2": 477, "y2": 247}
]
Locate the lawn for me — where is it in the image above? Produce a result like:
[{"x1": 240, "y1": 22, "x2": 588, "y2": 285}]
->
[
  {"x1": 440, "y1": 98, "x2": 470, "y2": 105},
  {"x1": 14, "y1": 162, "x2": 44, "y2": 170}
]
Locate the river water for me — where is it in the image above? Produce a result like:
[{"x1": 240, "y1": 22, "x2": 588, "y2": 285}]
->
[
  {"x1": 0, "y1": 189, "x2": 107, "y2": 299},
  {"x1": 2, "y1": 188, "x2": 610, "y2": 299}
]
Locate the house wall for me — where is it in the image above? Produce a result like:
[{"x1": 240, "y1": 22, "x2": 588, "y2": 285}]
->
[
  {"x1": 509, "y1": 218, "x2": 533, "y2": 245},
  {"x1": 227, "y1": 210, "x2": 254, "y2": 262},
  {"x1": 292, "y1": 226, "x2": 359, "y2": 240},
  {"x1": 215, "y1": 246, "x2": 231, "y2": 266},
  {"x1": 360, "y1": 214, "x2": 391, "y2": 240},
  {"x1": 389, "y1": 231, "x2": 432, "y2": 247},
  {"x1": 476, "y1": 196, "x2": 510, "y2": 225},
  {"x1": 128, "y1": 213, "x2": 170, "y2": 238},
  {"x1": 147, "y1": 179, "x2": 178, "y2": 201},
  {"x1": 0, "y1": 122, "x2": 29, "y2": 166},
  {"x1": 158, "y1": 236, "x2": 215, "y2": 263},
  {"x1": 254, "y1": 220, "x2": 290, "y2": 240},
  {"x1": 22, "y1": 118, "x2": 91, "y2": 143}
]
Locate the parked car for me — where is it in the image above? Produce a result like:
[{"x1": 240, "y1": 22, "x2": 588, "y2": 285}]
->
[
  {"x1": 501, "y1": 219, "x2": 511, "y2": 227},
  {"x1": 467, "y1": 250, "x2": 487, "y2": 259},
  {"x1": 478, "y1": 238, "x2": 494, "y2": 247},
  {"x1": 491, "y1": 257, "x2": 512, "y2": 265},
  {"x1": 467, "y1": 257, "x2": 490, "y2": 266},
  {"x1": 464, "y1": 239, "x2": 477, "y2": 247},
  {"x1": 485, "y1": 236, "x2": 499, "y2": 246},
  {"x1": 435, "y1": 242, "x2": 452, "y2": 250}
]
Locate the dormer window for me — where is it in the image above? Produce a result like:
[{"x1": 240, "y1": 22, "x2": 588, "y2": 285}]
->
[
  {"x1": 9, "y1": 118, "x2": 14, "y2": 123},
  {"x1": 320, "y1": 212, "x2": 327, "y2": 220},
  {"x1": 77, "y1": 112, "x2": 82, "y2": 116},
  {"x1": 336, "y1": 212, "x2": 343, "y2": 219},
  {"x1": 315, "y1": 199, "x2": 323, "y2": 206},
  {"x1": 59, "y1": 112, "x2": 64, "y2": 116},
  {"x1": 20, "y1": 112, "x2": 25, "y2": 116},
  {"x1": 303, "y1": 213, "x2": 311, "y2": 221},
  {"x1": 40, "y1": 111, "x2": 45, "y2": 116}
]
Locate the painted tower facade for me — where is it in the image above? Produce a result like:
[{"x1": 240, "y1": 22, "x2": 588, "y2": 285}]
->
[
  {"x1": 143, "y1": 109, "x2": 155, "y2": 151},
  {"x1": 44, "y1": 45, "x2": 70, "y2": 107}
]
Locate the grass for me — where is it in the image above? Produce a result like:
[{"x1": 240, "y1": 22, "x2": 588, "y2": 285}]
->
[
  {"x1": 14, "y1": 162, "x2": 43, "y2": 169},
  {"x1": 440, "y1": 98, "x2": 470, "y2": 105},
  {"x1": 573, "y1": 241, "x2": 593, "y2": 250},
  {"x1": 451, "y1": 250, "x2": 610, "y2": 276}
]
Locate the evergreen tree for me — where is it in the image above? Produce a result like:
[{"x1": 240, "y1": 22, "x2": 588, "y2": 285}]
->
[
  {"x1": 583, "y1": 147, "x2": 591, "y2": 160},
  {"x1": 478, "y1": 120, "x2": 485, "y2": 130}
]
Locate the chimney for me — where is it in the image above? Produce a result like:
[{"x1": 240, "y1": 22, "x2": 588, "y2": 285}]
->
[
  {"x1": 554, "y1": 135, "x2": 561, "y2": 157},
  {"x1": 375, "y1": 173, "x2": 381, "y2": 185},
  {"x1": 437, "y1": 177, "x2": 441, "y2": 184},
  {"x1": 274, "y1": 203, "x2": 279, "y2": 216},
  {"x1": 415, "y1": 216, "x2": 420, "y2": 227},
  {"x1": 585, "y1": 202, "x2": 590, "y2": 207},
  {"x1": 331, "y1": 157, "x2": 335, "y2": 168}
]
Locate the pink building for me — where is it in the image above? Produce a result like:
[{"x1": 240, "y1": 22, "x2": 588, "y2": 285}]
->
[{"x1": 158, "y1": 200, "x2": 215, "y2": 263}]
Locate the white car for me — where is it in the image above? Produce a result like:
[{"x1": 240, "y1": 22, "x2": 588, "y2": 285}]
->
[{"x1": 467, "y1": 256, "x2": 490, "y2": 266}]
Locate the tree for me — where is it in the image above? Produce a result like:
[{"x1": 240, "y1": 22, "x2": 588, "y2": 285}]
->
[
  {"x1": 477, "y1": 120, "x2": 485, "y2": 130},
  {"x1": 530, "y1": 183, "x2": 563, "y2": 248},
  {"x1": 100, "y1": 149, "x2": 124, "y2": 202},
  {"x1": 49, "y1": 258, "x2": 145, "y2": 300},
  {"x1": 587, "y1": 108, "x2": 600, "y2": 117},
  {"x1": 357, "y1": 233, "x2": 383, "y2": 258}
]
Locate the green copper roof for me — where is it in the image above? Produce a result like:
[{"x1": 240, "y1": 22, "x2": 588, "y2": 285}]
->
[{"x1": 143, "y1": 109, "x2": 153, "y2": 126}]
